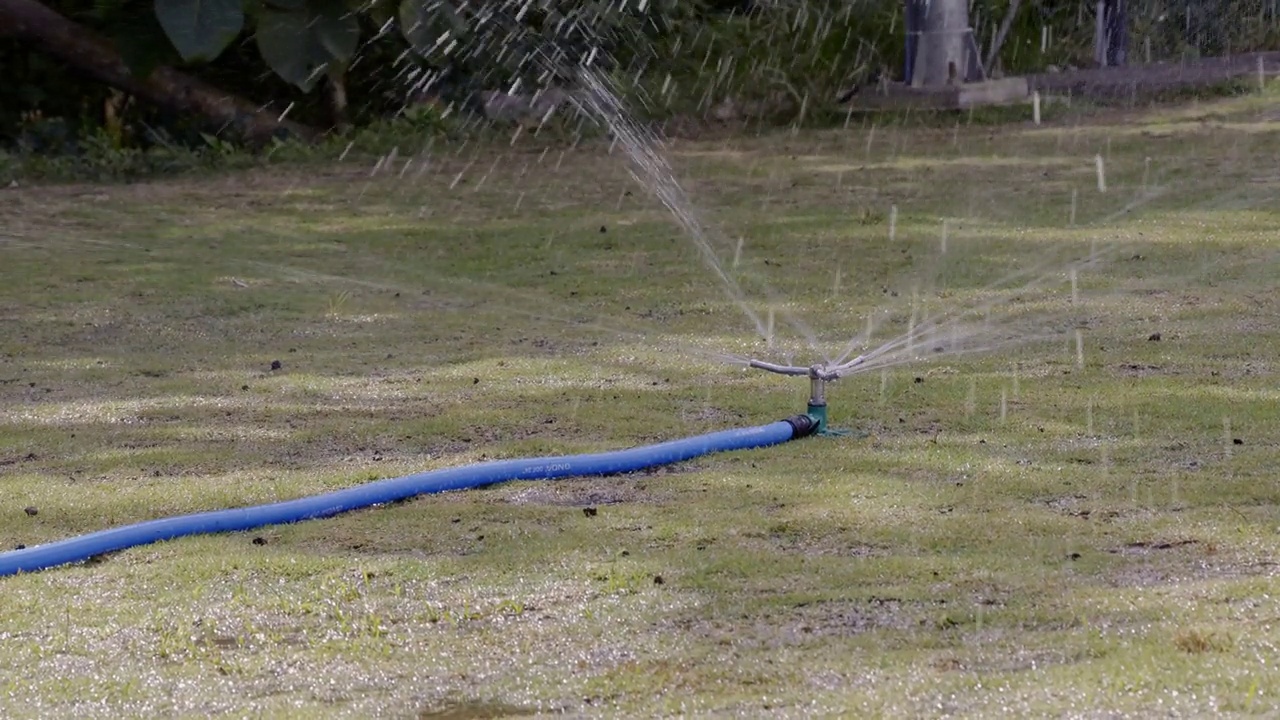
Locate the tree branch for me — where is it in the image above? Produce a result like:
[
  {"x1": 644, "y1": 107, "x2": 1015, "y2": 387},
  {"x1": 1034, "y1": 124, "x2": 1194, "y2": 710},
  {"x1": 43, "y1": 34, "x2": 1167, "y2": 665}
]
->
[
  {"x1": 984, "y1": 0, "x2": 1023, "y2": 75},
  {"x1": 0, "y1": 0, "x2": 318, "y2": 146}
]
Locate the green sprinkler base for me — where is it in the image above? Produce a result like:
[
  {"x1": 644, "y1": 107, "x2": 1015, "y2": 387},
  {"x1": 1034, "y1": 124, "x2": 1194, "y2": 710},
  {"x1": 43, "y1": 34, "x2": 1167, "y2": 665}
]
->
[{"x1": 806, "y1": 403, "x2": 856, "y2": 438}]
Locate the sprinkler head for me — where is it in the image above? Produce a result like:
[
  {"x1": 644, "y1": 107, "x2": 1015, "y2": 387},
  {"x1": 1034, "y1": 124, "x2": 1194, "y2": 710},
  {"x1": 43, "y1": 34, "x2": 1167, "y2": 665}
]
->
[
  {"x1": 805, "y1": 365, "x2": 853, "y2": 437},
  {"x1": 747, "y1": 358, "x2": 855, "y2": 438}
]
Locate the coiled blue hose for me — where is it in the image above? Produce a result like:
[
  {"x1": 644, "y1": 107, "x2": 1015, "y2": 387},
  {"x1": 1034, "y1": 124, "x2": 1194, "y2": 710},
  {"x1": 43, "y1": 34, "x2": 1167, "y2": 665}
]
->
[{"x1": 1, "y1": 415, "x2": 816, "y2": 577}]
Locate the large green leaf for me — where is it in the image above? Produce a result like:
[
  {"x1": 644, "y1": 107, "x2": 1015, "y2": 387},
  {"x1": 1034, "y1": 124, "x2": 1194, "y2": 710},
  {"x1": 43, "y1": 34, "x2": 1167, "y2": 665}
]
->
[
  {"x1": 261, "y1": 0, "x2": 308, "y2": 10},
  {"x1": 365, "y1": 0, "x2": 397, "y2": 29},
  {"x1": 111, "y1": 10, "x2": 184, "y2": 78},
  {"x1": 398, "y1": 0, "x2": 467, "y2": 56},
  {"x1": 255, "y1": 8, "x2": 325, "y2": 90},
  {"x1": 255, "y1": 1, "x2": 359, "y2": 91},
  {"x1": 154, "y1": 0, "x2": 245, "y2": 62},
  {"x1": 312, "y1": 0, "x2": 360, "y2": 62}
]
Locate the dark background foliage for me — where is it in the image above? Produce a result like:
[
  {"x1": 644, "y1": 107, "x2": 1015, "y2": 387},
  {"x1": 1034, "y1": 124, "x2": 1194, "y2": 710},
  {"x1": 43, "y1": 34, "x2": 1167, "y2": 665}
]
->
[{"x1": 1, "y1": 0, "x2": 1276, "y2": 158}]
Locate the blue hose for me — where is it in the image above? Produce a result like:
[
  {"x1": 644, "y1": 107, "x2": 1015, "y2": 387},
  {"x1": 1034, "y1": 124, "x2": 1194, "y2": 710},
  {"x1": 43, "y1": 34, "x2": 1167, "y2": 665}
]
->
[{"x1": 1, "y1": 415, "x2": 816, "y2": 577}]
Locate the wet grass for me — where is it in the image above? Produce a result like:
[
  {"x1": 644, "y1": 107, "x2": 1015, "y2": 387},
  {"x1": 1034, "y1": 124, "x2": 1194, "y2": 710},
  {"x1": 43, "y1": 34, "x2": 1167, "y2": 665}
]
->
[{"x1": 2, "y1": 92, "x2": 1280, "y2": 716}]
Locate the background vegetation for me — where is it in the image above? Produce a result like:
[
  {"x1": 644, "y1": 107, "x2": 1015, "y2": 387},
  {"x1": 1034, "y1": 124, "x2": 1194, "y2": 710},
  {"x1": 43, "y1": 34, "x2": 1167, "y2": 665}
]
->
[{"x1": 2, "y1": 0, "x2": 1278, "y2": 170}]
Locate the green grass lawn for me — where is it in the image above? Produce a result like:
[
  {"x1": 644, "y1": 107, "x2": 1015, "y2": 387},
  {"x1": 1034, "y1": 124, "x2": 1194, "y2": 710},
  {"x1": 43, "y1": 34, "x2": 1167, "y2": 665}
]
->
[{"x1": 2, "y1": 93, "x2": 1280, "y2": 717}]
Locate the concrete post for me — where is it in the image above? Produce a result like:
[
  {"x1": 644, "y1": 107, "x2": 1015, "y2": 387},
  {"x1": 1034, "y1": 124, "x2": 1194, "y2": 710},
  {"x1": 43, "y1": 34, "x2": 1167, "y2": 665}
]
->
[{"x1": 911, "y1": 0, "x2": 985, "y2": 87}]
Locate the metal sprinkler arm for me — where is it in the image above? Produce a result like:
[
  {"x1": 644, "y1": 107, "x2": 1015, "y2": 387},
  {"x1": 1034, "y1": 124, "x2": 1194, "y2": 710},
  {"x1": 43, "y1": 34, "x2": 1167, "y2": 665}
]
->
[
  {"x1": 831, "y1": 354, "x2": 868, "y2": 376},
  {"x1": 747, "y1": 359, "x2": 841, "y2": 381},
  {"x1": 747, "y1": 359, "x2": 812, "y2": 376}
]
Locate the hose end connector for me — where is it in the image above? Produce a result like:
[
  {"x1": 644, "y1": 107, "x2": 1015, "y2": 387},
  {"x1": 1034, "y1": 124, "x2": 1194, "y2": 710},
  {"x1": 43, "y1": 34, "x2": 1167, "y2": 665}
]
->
[{"x1": 783, "y1": 414, "x2": 819, "y2": 438}]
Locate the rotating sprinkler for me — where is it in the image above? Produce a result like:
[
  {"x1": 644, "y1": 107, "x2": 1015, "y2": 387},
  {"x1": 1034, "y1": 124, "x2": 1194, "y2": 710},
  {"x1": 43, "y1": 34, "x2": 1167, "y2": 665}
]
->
[{"x1": 746, "y1": 355, "x2": 867, "y2": 437}]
